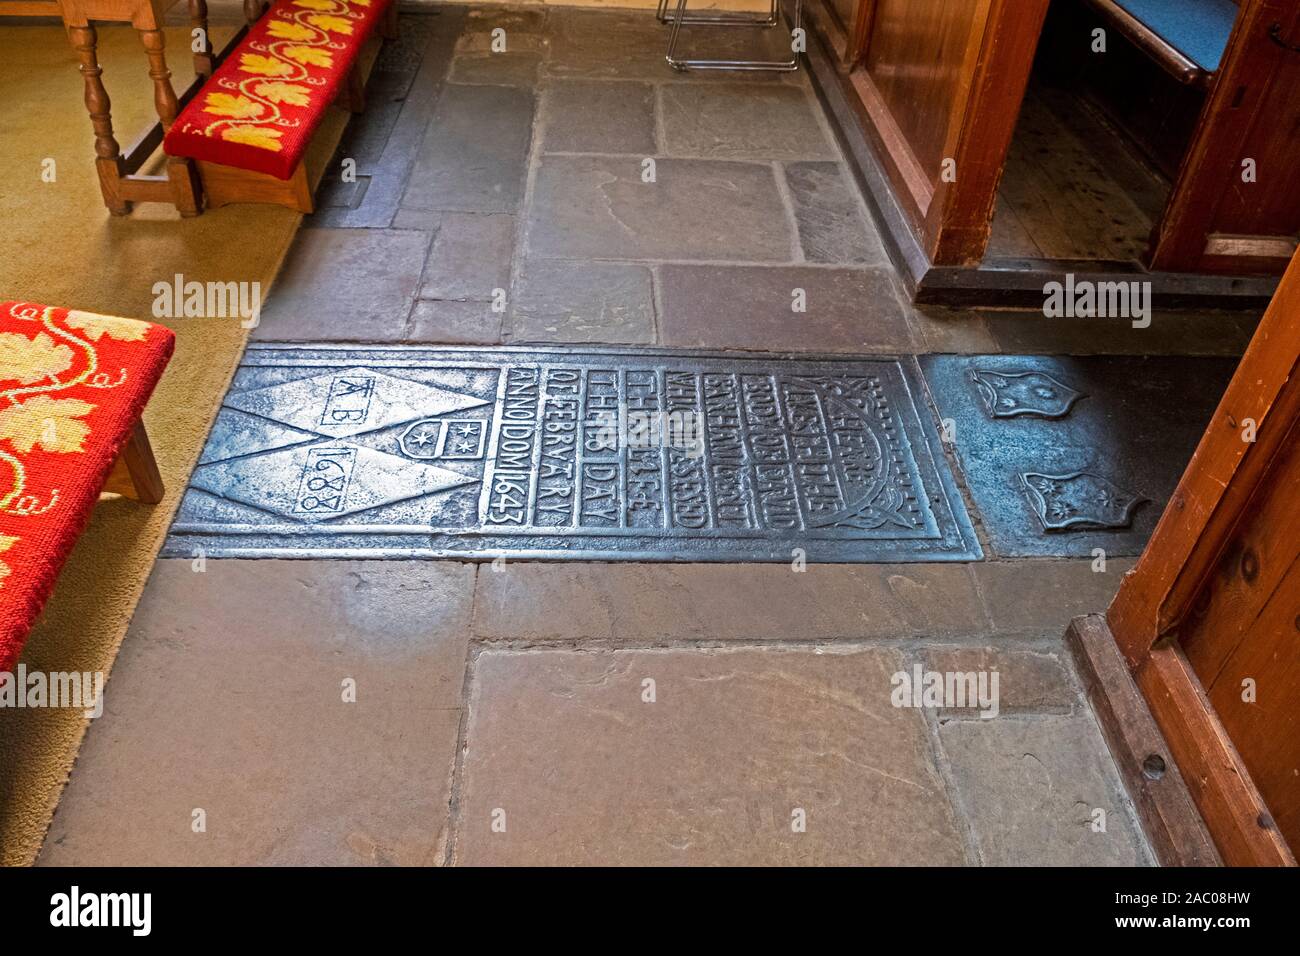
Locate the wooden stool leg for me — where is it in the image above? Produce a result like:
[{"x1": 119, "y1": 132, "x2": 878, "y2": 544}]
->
[
  {"x1": 190, "y1": 0, "x2": 215, "y2": 77},
  {"x1": 140, "y1": 28, "x2": 202, "y2": 217},
  {"x1": 68, "y1": 23, "x2": 129, "y2": 216},
  {"x1": 139, "y1": 29, "x2": 179, "y2": 130},
  {"x1": 168, "y1": 158, "x2": 204, "y2": 217},
  {"x1": 104, "y1": 421, "x2": 165, "y2": 504},
  {"x1": 343, "y1": 61, "x2": 365, "y2": 113},
  {"x1": 242, "y1": 0, "x2": 265, "y2": 26},
  {"x1": 288, "y1": 161, "x2": 314, "y2": 213}
]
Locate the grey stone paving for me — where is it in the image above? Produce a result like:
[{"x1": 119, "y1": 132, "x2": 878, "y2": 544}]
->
[
  {"x1": 254, "y1": 228, "x2": 431, "y2": 342},
  {"x1": 538, "y1": 80, "x2": 658, "y2": 154},
  {"x1": 309, "y1": 11, "x2": 463, "y2": 230},
  {"x1": 419, "y1": 212, "x2": 516, "y2": 302},
  {"x1": 526, "y1": 155, "x2": 795, "y2": 262},
  {"x1": 939, "y1": 713, "x2": 1150, "y2": 865},
  {"x1": 450, "y1": 51, "x2": 542, "y2": 87},
  {"x1": 658, "y1": 83, "x2": 836, "y2": 160},
  {"x1": 446, "y1": 8, "x2": 547, "y2": 87},
  {"x1": 276, "y1": 4, "x2": 908, "y2": 351},
  {"x1": 657, "y1": 264, "x2": 915, "y2": 351},
  {"x1": 402, "y1": 83, "x2": 535, "y2": 215},
  {"x1": 407, "y1": 298, "x2": 504, "y2": 344},
  {"x1": 41, "y1": 560, "x2": 472, "y2": 866},
  {"x1": 783, "y1": 161, "x2": 888, "y2": 265},
  {"x1": 455, "y1": 645, "x2": 970, "y2": 865},
  {"x1": 543, "y1": 9, "x2": 686, "y2": 80},
  {"x1": 43, "y1": 555, "x2": 1149, "y2": 866},
  {"x1": 508, "y1": 259, "x2": 656, "y2": 343}
]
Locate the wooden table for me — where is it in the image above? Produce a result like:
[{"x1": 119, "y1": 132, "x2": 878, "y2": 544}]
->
[
  {"x1": 57, "y1": 0, "x2": 263, "y2": 215},
  {"x1": 0, "y1": 2, "x2": 63, "y2": 15}
]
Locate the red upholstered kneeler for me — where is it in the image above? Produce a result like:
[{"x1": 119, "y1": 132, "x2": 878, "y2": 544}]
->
[
  {"x1": 163, "y1": 0, "x2": 394, "y2": 181},
  {"x1": 0, "y1": 301, "x2": 174, "y2": 674}
]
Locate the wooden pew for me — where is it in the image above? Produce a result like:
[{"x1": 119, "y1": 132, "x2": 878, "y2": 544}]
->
[{"x1": 1084, "y1": 0, "x2": 1238, "y2": 88}]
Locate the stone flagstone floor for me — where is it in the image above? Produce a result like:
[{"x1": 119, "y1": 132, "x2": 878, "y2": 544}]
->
[{"x1": 37, "y1": 4, "x2": 1262, "y2": 866}]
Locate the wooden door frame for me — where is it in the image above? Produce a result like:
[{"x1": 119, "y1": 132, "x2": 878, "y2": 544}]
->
[
  {"x1": 925, "y1": 0, "x2": 1049, "y2": 265},
  {"x1": 801, "y1": 1, "x2": 1280, "y2": 308},
  {"x1": 1105, "y1": 251, "x2": 1300, "y2": 866},
  {"x1": 826, "y1": 0, "x2": 1049, "y2": 266},
  {"x1": 805, "y1": 0, "x2": 876, "y2": 67},
  {"x1": 1148, "y1": 0, "x2": 1300, "y2": 273}
]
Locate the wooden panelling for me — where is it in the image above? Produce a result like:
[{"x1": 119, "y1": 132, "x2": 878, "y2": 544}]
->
[
  {"x1": 1202, "y1": 556, "x2": 1300, "y2": 853},
  {"x1": 1132, "y1": 644, "x2": 1294, "y2": 865},
  {"x1": 1149, "y1": 0, "x2": 1300, "y2": 274},
  {"x1": 1179, "y1": 413, "x2": 1300, "y2": 854},
  {"x1": 827, "y1": 0, "x2": 859, "y2": 38},
  {"x1": 1182, "y1": 417, "x2": 1300, "y2": 684},
  {"x1": 806, "y1": 0, "x2": 875, "y2": 70},
  {"x1": 1109, "y1": 255, "x2": 1300, "y2": 646},
  {"x1": 864, "y1": 0, "x2": 992, "y2": 183},
  {"x1": 924, "y1": 0, "x2": 1050, "y2": 265},
  {"x1": 1107, "y1": 250, "x2": 1300, "y2": 865},
  {"x1": 849, "y1": 66, "x2": 935, "y2": 216},
  {"x1": 1211, "y1": 70, "x2": 1300, "y2": 238},
  {"x1": 845, "y1": 0, "x2": 1047, "y2": 264},
  {"x1": 811, "y1": 0, "x2": 1294, "y2": 286}
]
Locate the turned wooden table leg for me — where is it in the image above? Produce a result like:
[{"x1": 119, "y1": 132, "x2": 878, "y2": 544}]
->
[
  {"x1": 139, "y1": 28, "x2": 179, "y2": 127},
  {"x1": 139, "y1": 28, "x2": 202, "y2": 217},
  {"x1": 243, "y1": 0, "x2": 265, "y2": 26},
  {"x1": 69, "y1": 23, "x2": 129, "y2": 216},
  {"x1": 189, "y1": 0, "x2": 215, "y2": 77}
]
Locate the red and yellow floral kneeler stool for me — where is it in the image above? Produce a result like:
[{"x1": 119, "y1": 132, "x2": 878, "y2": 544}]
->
[{"x1": 0, "y1": 301, "x2": 174, "y2": 674}]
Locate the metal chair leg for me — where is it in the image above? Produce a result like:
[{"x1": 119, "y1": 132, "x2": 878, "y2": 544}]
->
[
  {"x1": 663, "y1": 0, "x2": 803, "y2": 73},
  {"x1": 656, "y1": 0, "x2": 778, "y2": 27}
]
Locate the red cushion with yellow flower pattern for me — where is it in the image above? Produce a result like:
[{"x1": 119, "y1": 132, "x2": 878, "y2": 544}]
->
[
  {"x1": 0, "y1": 301, "x2": 174, "y2": 675},
  {"x1": 163, "y1": 0, "x2": 392, "y2": 180}
]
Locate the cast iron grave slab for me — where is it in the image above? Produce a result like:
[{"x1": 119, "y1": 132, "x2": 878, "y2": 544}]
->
[
  {"x1": 919, "y1": 354, "x2": 1237, "y2": 558},
  {"x1": 164, "y1": 345, "x2": 980, "y2": 562}
]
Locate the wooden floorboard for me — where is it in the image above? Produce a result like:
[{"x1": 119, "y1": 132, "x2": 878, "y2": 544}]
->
[{"x1": 991, "y1": 83, "x2": 1168, "y2": 263}]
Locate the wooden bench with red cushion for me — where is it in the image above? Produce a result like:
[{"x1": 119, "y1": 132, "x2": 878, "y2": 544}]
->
[
  {"x1": 0, "y1": 301, "x2": 174, "y2": 675},
  {"x1": 163, "y1": 0, "x2": 396, "y2": 212}
]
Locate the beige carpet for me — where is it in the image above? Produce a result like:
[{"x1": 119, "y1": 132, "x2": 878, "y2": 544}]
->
[{"x1": 0, "y1": 21, "x2": 337, "y2": 864}]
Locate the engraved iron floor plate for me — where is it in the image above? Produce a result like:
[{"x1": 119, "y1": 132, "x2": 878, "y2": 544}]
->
[
  {"x1": 163, "y1": 345, "x2": 980, "y2": 562},
  {"x1": 920, "y1": 354, "x2": 1237, "y2": 558}
]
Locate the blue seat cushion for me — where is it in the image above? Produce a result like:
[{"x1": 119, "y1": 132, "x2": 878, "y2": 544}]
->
[{"x1": 1110, "y1": 0, "x2": 1238, "y2": 72}]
